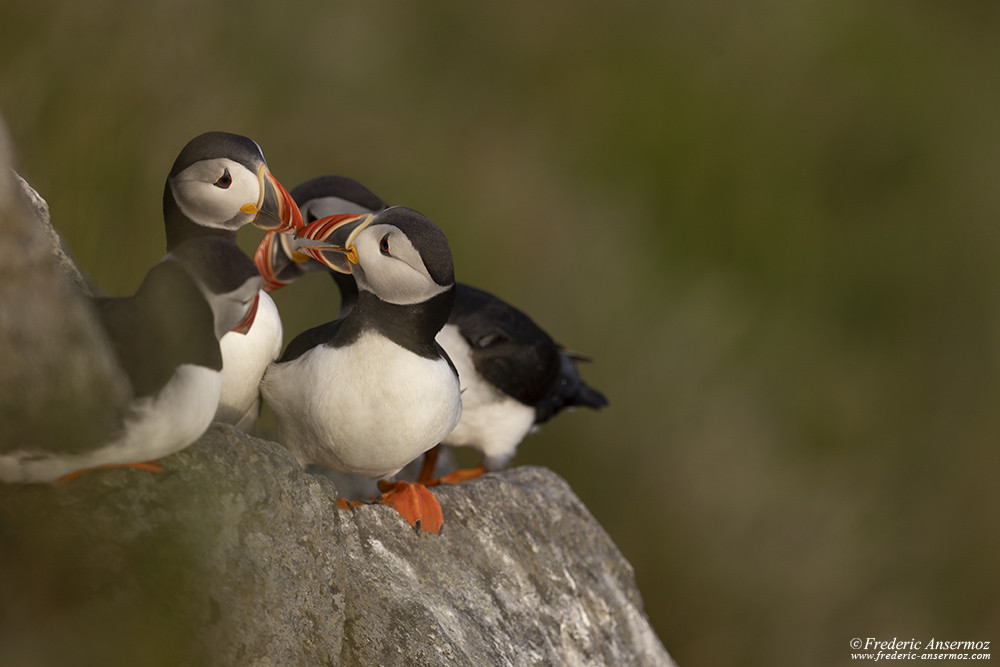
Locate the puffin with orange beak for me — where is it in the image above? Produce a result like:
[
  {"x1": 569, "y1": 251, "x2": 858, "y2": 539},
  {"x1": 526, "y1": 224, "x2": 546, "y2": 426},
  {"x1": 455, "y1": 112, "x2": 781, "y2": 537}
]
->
[
  {"x1": 163, "y1": 131, "x2": 303, "y2": 431},
  {"x1": 260, "y1": 207, "x2": 461, "y2": 533},
  {"x1": 257, "y1": 175, "x2": 607, "y2": 491}
]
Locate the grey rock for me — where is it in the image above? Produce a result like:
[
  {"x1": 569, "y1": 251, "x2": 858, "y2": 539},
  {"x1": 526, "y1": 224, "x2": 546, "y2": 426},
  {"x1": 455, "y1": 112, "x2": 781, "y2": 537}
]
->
[
  {"x1": 0, "y1": 116, "x2": 130, "y2": 454},
  {"x1": 0, "y1": 427, "x2": 673, "y2": 666},
  {"x1": 13, "y1": 170, "x2": 93, "y2": 295}
]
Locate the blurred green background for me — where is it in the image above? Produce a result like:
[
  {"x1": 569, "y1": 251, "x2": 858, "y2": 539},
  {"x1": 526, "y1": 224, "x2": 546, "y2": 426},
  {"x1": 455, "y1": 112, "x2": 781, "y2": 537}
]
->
[{"x1": 3, "y1": 1, "x2": 999, "y2": 664}]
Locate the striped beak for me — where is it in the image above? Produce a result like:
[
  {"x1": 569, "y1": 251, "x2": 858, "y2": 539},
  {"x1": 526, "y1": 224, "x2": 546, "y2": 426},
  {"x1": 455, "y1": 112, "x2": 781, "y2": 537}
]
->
[
  {"x1": 291, "y1": 214, "x2": 373, "y2": 274},
  {"x1": 253, "y1": 231, "x2": 308, "y2": 293},
  {"x1": 248, "y1": 166, "x2": 304, "y2": 234}
]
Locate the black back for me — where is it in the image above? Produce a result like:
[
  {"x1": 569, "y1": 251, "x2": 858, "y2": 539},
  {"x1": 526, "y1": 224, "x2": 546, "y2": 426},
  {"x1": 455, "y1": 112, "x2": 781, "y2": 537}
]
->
[
  {"x1": 452, "y1": 284, "x2": 608, "y2": 421},
  {"x1": 93, "y1": 260, "x2": 221, "y2": 399}
]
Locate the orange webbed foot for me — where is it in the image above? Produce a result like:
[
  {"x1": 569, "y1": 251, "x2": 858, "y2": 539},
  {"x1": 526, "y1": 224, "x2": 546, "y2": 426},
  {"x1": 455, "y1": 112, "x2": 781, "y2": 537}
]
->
[
  {"x1": 55, "y1": 460, "x2": 164, "y2": 485},
  {"x1": 375, "y1": 480, "x2": 443, "y2": 534}
]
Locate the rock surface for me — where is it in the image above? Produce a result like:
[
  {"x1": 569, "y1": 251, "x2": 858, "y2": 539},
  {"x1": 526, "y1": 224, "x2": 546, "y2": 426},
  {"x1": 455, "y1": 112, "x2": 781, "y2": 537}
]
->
[
  {"x1": 1, "y1": 429, "x2": 673, "y2": 666},
  {"x1": 0, "y1": 118, "x2": 673, "y2": 666},
  {"x1": 0, "y1": 118, "x2": 130, "y2": 454}
]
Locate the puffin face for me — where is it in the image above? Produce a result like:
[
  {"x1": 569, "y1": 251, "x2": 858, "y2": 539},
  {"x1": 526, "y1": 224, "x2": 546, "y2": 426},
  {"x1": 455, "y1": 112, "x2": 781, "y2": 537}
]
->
[
  {"x1": 167, "y1": 132, "x2": 303, "y2": 234},
  {"x1": 169, "y1": 157, "x2": 260, "y2": 230},
  {"x1": 348, "y1": 208, "x2": 454, "y2": 306}
]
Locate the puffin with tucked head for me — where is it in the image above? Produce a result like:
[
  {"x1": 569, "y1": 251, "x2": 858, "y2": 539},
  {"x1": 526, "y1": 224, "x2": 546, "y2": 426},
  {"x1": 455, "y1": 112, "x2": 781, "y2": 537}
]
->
[{"x1": 0, "y1": 237, "x2": 262, "y2": 483}]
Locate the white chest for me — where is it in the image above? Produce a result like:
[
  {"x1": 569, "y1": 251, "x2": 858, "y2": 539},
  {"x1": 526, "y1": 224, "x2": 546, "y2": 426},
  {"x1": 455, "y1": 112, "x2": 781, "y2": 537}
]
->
[
  {"x1": 217, "y1": 289, "x2": 282, "y2": 429},
  {"x1": 435, "y1": 324, "x2": 536, "y2": 468},
  {"x1": 262, "y1": 331, "x2": 461, "y2": 479},
  {"x1": 0, "y1": 364, "x2": 221, "y2": 483}
]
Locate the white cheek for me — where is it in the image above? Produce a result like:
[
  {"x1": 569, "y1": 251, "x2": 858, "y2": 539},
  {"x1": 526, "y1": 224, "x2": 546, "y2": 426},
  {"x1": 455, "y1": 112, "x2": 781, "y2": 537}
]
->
[
  {"x1": 171, "y1": 181, "x2": 257, "y2": 228},
  {"x1": 364, "y1": 258, "x2": 434, "y2": 303},
  {"x1": 352, "y1": 234, "x2": 449, "y2": 306},
  {"x1": 170, "y1": 160, "x2": 260, "y2": 228}
]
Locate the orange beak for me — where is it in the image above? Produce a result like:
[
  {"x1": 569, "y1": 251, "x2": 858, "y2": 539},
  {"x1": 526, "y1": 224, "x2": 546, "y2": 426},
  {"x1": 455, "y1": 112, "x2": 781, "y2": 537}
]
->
[
  {"x1": 230, "y1": 292, "x2": 260, "y2": 335},
  {"x1": 251, "y1": 167, "x2": 304, "y2": 234},
  {"x1": 294, "y1": 213, "x2": 372, "y2": 273},
  {"x1": 253, "y1": 232, "x2": 301, "y2": 293}
]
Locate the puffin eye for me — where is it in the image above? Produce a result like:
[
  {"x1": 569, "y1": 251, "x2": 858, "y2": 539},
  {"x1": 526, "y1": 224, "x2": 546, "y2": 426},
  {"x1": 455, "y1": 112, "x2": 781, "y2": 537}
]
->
[
  {"x1": 214, "y1": 168, "x2": 233, "y2": 189},
  {"x1": 379, "y1": 233, "x2": 391, "y2": 256}
]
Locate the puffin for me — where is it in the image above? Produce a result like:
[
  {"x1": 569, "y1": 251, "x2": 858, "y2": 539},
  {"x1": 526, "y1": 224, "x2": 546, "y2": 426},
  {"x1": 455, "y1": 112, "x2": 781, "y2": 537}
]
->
[
  {"x1": 256, "y1": 175, "x2": 608, "y2": 485},
  {"x1": 0, "y1": 237, "x2": 262, "y2": 483},
  {"x1": 163, "y1": 131, "x2": 303, "y2": 431},
  {"x1": 260, "y1": 207, "x2": 461, "y2": 533}
]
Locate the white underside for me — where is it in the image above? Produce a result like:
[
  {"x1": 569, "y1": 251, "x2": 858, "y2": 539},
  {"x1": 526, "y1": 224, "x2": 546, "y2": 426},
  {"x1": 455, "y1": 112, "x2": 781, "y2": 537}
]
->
[
  {"x1": 0, "y1": 365, "x2": 221, "y2": 483},
  {"x1": 261, "y1": 330, "x2": 462, "y2": 479},
  {"x1": 435, "y1": 324, "x2": 536, "y2": 470},
  {"x1": 215, "y1": 290, "x2": 282, "y2": 431}
]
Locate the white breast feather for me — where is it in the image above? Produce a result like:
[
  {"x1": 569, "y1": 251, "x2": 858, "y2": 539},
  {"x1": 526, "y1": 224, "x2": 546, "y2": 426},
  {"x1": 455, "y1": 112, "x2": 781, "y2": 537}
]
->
[
  {"x1": 216, "y1": 290, "x2": 282, "y2": 430},
  {"x1": 262, "y1": 331, "x2": 461, "y2": 479},
  {"x1": 435, "y1": 324, "x2": 536, "y2": 469},
  {"x1": 0, "y1": 365, "x2": 221, "y2": 483}
]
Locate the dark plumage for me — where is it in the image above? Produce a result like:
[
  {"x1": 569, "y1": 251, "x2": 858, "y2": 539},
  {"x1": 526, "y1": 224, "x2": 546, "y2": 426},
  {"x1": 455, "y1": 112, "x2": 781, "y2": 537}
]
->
[{"x1": 449, "y1": 283, "x2": 608, "y2": 425}]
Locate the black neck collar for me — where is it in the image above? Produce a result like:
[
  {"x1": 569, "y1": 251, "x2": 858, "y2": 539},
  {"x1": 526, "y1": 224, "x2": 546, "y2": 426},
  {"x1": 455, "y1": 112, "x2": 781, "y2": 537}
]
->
[{"x1": 331, "y1": 286, "x2": 455, "y2": 360}]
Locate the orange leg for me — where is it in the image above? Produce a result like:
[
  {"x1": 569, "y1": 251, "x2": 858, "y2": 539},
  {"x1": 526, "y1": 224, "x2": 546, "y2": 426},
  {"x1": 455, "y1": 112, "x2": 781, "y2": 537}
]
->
[
  {"x1": 416, "y1": 446, "x2": 441, "y2": 484},
  {"x1": 417, "y1": 445, "x2": 486, "y2": 487},
  {"x1": 55, "y1": 460, "x2": 164, "y2": 485}
]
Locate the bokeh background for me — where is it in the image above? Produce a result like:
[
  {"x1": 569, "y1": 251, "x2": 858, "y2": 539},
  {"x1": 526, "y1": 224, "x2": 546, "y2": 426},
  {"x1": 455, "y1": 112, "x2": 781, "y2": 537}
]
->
[{"x1": 3, "y1": 2, "x2": 999, "y2": 665}]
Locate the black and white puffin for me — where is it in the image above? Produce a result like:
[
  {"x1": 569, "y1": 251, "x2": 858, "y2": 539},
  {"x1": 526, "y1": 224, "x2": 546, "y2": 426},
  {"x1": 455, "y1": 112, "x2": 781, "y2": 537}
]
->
[
  {"x1": 0, "y1": 237, "x2": 262, "y2": 483},
  {"x1": 256, "y1": 175, "x2": 607, "y2": 485},
  {"x1": 260, "y1": 207, "x2": 461, "y2": 533},
  {"x1": 163, "y1": 131, "x2": 303, "y2": 431}
]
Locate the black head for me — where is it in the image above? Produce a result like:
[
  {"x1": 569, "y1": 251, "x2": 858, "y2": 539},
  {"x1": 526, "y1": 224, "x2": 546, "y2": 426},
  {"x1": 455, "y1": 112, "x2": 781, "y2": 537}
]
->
[
  {"x1": 169, "y1": 131, "x2": 266, "y2": 178},
  {"x1": 163, "y1": 132, "x2": 302, "y2": 249},
  {"x1": 292, "y1": 175, "x2": 388, "y2": 222},
  {"x1": 348, "y1": 207, "x2": 455, "y2": 306}
]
